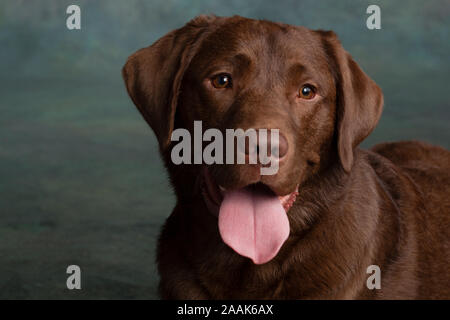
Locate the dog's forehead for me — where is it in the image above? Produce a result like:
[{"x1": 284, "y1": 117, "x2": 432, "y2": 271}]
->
[{"x1": 195, "y1": 18, "x2": 327, "y2": 69}]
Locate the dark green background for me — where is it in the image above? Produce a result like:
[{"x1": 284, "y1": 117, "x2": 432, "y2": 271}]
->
[{"x1": 0, "y1": 0, "x2": 448, "y2": 299}]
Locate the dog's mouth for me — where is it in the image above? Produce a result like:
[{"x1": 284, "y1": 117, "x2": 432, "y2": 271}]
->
[{"x1": 201, "y1": 167, "x2": 298, "y2": 264}]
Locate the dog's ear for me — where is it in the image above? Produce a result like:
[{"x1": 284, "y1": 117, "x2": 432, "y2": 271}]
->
[
  {"x1": 122, "y1": 15, "x2": 219, "y2": 151},
  {"x1": 317, "y1": 31, "x2": 383, "y2": 172}
]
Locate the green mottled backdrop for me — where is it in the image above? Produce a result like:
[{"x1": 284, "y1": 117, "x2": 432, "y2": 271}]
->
[{"x1": 0, "y1": 0, "x2": 448, "y2": 299}]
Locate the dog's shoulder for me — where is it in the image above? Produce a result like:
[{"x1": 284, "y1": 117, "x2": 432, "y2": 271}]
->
[{"x1": 370, "y1": 140, "x2": 450, "y2": 221}]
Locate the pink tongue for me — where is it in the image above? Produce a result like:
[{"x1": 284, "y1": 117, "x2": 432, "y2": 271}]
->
[{"x1": 218, "y1": 187, "x2": 290, "y2": 264}]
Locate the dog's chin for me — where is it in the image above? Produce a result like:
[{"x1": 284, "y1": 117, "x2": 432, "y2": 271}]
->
[{"x1": 201, "y1": 167, "x2": 299, "y2": 217}]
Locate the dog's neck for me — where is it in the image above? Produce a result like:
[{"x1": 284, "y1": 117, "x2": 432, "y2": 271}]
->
[{"x1": 288, "y1": 156, "x2": 351, "y2": 236}]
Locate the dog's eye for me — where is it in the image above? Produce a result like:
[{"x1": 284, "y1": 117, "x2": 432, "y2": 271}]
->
[
  {"x1": 211, "y1": 74, "x2": 232, "y2": 89},
  {"x1": 298, "y1": 84, "x2": 316, "y2": 99}
]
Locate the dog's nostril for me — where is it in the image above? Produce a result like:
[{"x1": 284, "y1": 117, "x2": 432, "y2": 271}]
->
[{"x1": 278, "y1": 133, "x2": 288, "y2": 159}]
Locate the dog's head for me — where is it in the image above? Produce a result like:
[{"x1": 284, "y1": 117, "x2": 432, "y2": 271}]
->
[{"x1": 123, "y1": 15, "x2": 383, "y2": 264}]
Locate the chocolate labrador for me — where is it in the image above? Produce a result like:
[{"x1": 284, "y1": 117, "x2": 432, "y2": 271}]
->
[{"x1": 122, "y1": 15, "x2": 450, "y2": 299}]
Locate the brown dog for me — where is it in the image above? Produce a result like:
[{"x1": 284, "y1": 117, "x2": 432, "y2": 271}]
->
[{"x1": 122, "y1": 15, "x2": 450, "y2": 299}]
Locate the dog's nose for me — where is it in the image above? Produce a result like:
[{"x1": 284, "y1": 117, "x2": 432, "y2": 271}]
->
[{"x1": 244, "y1": 131, "x2": 289, "y2": 160}]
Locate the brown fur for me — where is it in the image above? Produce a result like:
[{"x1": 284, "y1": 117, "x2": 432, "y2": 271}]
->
[{"x1": 122, "y1": 15, "x2": 450, "y2": 299}]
